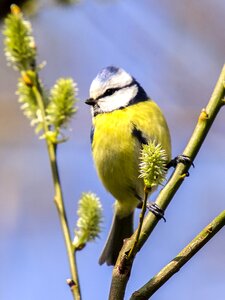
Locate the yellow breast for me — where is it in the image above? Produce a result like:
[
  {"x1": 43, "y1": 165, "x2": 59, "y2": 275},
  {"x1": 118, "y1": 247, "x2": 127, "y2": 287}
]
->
[{"x1": 92, "y1": 100, "x2": 171, "y2": 217}]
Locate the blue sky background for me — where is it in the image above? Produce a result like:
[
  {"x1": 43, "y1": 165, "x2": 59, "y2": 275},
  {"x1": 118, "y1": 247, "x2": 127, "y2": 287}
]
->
[{"x1": 0, "y1": 1, "x2": 225, "y2": 299}]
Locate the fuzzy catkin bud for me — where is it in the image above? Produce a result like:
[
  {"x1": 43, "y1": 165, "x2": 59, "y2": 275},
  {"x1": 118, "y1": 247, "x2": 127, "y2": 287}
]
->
[
  {"x1": 139, "y1": 141, "x2": 168, "y2": 189},
  {"x1": 46, "y1": 78, "x2": 78, "y2": 132},
  {"x1": 3, "y1": 5, "x2": 36, "y2": 71},
  {"x1": 73, "y1": 192, "x2": 102, "y2": 250}
]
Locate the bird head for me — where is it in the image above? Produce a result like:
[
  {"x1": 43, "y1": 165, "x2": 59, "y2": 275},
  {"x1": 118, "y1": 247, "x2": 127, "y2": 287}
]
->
[{"x1": 85, "y1": 66, "x2": 147, "y2": 116}]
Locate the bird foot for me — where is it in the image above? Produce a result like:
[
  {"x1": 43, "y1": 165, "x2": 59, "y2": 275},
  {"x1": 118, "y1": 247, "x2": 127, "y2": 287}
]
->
[
  {"x1": 167, "y1": 154, "x2": 194, "y2": 176},
  {"x1": 147, "y1": 202, "x2": 166, "y2": 222}
]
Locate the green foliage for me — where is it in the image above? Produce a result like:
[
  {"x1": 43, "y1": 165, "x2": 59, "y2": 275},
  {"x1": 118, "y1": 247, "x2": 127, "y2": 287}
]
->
[
  {"x1": 139, "y1": 141, "x2": 168, "y2": 189},
  {"x1": 47, "y1": 78, "x2": 78, "y2": 135},
  {"x1": 3, "y1": 5, "x2": 36, "y2": 71},
  {"x1": 73, "y1": 193, "x2": 103, "y2": 250}
]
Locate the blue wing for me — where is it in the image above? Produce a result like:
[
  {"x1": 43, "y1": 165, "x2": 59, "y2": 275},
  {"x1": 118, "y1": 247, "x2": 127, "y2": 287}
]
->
[
  {"x1": 132, "y1": 123, "x2": 148, "y2": 145},
  {"x1": 90, "y1": 126, "x2": 95, "y2": 144}
]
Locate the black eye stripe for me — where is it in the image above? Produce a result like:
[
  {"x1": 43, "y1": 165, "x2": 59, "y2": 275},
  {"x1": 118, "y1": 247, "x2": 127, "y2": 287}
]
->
[
  {"x1": 96, "y1": 80, "x2": 135, "y2": 101},
  {"x1": 102, "y1": 88, "x2": 117, "y2": 98}
]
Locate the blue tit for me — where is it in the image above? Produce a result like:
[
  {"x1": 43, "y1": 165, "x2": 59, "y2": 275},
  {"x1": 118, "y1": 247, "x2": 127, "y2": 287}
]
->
[{"x1": 85, "y1": 66, "x2": 171, "y2": 266}]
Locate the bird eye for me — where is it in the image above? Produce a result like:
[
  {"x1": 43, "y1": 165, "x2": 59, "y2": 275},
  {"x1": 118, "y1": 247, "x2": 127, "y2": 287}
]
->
[{"x1": 104, "y1": 88, "x2": 115, "y2": 97}]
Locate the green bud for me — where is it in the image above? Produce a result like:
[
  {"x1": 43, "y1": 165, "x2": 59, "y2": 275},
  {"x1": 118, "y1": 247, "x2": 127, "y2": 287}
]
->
[
  {"x1": 17, "y1": 77, "x2": 38, "y2": 122},
  {"x1": 73, "y1": 193, "x2": 102, "y2": 250},
  {"x1": 139, "y1": 141, "x2": 168, "y2": 189},
  {"x1": 46, "y1": 78, "x2": 78, "y2": 139},
  {"x1": 3, "y1": 6, "x2": 36, "y2": 71}
]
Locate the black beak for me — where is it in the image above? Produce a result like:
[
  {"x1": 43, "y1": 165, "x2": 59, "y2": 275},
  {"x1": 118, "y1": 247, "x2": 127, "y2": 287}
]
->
[{"x1": 85, "y1": 98, "x2": 96, "y2": 106}]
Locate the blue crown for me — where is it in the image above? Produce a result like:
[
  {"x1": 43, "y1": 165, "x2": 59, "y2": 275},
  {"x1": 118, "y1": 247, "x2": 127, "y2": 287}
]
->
[{"x1": 97, "y1": 66, "x2": 120, "y2": 83}]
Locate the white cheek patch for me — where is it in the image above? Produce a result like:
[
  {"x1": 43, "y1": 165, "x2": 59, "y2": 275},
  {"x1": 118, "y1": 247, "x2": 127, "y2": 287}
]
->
[{"x1": 98, "y1": 85, "x2": 138, "y2": 113}]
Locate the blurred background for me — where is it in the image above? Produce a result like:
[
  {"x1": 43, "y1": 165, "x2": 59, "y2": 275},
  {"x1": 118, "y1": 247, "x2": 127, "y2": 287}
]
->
[{"x1": 0, "y1": 0, "x2": 225, "y2": 299}]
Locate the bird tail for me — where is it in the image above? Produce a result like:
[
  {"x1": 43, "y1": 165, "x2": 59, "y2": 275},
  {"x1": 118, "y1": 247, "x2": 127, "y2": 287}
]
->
[{"x1": 99, "y1": 212, "x2": 134, "y2": 266}]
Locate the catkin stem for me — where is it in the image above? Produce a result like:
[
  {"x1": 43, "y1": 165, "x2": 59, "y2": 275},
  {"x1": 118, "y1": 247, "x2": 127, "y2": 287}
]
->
[{"x1": 33, "y1": 84, "x2": 81, "y2": 300}]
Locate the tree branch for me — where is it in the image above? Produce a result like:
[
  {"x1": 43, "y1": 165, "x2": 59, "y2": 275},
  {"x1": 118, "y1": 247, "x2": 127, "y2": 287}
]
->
[
  {"x1": 109, "y1": 65, "x2": 225, "y2": 300},
  {"x1": 130, "y1": 210, "x2": 225, "y2": 299},
  {"x1": 128, "y1": 189, "x2": 149, "y2": 261}
]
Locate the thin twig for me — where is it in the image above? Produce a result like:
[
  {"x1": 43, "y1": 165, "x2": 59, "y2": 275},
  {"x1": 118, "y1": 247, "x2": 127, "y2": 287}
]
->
[
  {"x1": 32, "y1": 85, "x2": 81, "y2": 300},
  {"x1": 130, "y1": 210, "x2": 225, "y2": 299},
  {"x1": 109, "y1": 65, "x2": 225, "y2": 299}
]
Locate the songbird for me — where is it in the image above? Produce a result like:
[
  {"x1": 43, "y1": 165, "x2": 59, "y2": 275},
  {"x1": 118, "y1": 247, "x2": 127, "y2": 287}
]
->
[{"x1": 85, "y1": 66, "x2": 171, "y2": 265}]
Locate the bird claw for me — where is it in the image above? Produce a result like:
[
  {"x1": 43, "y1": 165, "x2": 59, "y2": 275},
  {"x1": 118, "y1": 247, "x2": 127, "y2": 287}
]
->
[
  {"x1": 147, "y1": 202, "x2": 166, "y2": 222},
  {"x1": 167, "y1": 154, "x2": 194, "y2": 169}
]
